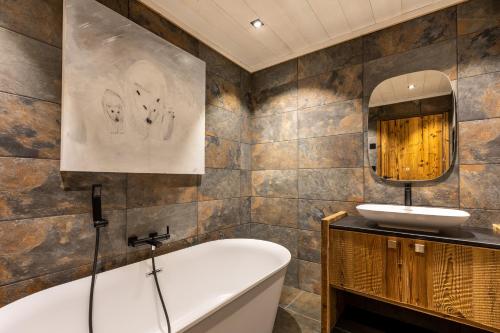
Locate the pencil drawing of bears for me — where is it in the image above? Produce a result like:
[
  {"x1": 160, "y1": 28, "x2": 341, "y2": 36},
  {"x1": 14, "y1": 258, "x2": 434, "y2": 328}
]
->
[{"x1": 101, "y1": 89, "x2": 125, "y2": 134}]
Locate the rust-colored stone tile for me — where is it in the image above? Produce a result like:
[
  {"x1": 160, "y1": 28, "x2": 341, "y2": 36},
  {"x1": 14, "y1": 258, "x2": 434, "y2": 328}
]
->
[
  {"x1": 412, "y1": 165, "x2": 460, "y2": 208},
  {"x1": 458, "y1": 0, "x2": 500, "y2": 36},
  {"x1": 460, "y1": 164, "x2": 500, "y2": 209},
  {"x1": 273, "y1": 307, "x2": 321, "y2": 333},
  {"x1": 285, "y1": 258, "x2": 299, "y2": 288},
  {"x1": 0, "y1": 92, "x2": 60, "y2": 159},
  {"x1": 0, "y1": 210, "x2": 126, "y2": 285},
  {"x1": 205, "y1": 136, "x2": 241, "y2": 169},
  {"x1": 460, "y1": 118, "x2": 500, "y2": 164},
  {"x1": 0, "y1": 27, "x2": 61, "y2": 103},
  {"x1": 252, "y1": 141, "x2": 298, "y2": 170},
  {"x1": 457, "y1": 71, "x2": 499, "y2": 121},
  {"x1": 198, "y1": 198, "x2": 241, "y2": 234},
  {"x1": 250, "y1": 223, "x2": 298, "y2": 257},
  {"x1": 298, "y1": 64, "x2": 363, "y2": 109},
  {"x1": 206, "y1": 74, "x2": 242, "y2": 114},
  {"x1": 127, "y1": 174, "x2": 197, "y2": 208},
  {"x1": 206, "y1": 105, "x2": 241, "y2": 141},
  {"x1": 298, "y1": 99, "x2": 363, "y2": 139},
  {"x1": 129, "y1": 0, "x2": 198, "y2": 55},
  {"x1": 298, "y1": 38, "x2": 362, "y2": 80},
  {"x1": 463, "y1": 209, "x2": 500, "y2": 229},
  {"x1": 287, "y1": 291, "x2": 321, "y2": 321},
  {"x1": 250, "y1": 111, "x2": 298, "y2": 144},
  {"x1": 252, "y1": 170, "x2": 298, "y2": 198},
  {"x1": 198, "y1": 168, "x2": 240, "y2": 201},
  {"x1": 0, "y1": 0, "x2": 62, "y2": 48},
  {"x1": 363, "y1": 168, "x2": 403, "y2": 205},
  {"x1": 240, "y1": 143, "x2": 251, "y2": 170},
  {"x1": 197, "y1": 223, "x2": 250, "y2": 243},
  {"x1": 298, "y1": 168, "x2": 363, "y2": 202},
  {"x1": 363, "y1": 7, "x2": 456, "y2": 61},
  {"x1": 364, "y1": 39, "x2": 457, "y2": 96},
  {"x1": 298, "y1": 260, "x2": 320, "y2": 294},
  {"x1": 240, "y1": 196, "x2": 251, "y2": 224},
  {"x1": 298, "y1": 230, "x2": 320, "y2": 263},
  {"x1": 240, "y1": 114, "x2": 252, "y2": 144},
  {"x1": 458, "y1": 26, "x2": 500, "y2": 78},
  {"x1": 251, "y1": 197, "x2": 298, "y2": 228},
  {"x1": 199, "y1": 43, "x2": 241, "y2": 85},
  {"x1": 298, "y1": 200, "x2": 359, "y2": 232},
  {"x1": 0, "y1": 158, "x2": 125, "y2": 221},
  {"x1": 252, "y1": 81, "x2": 298, "y2": 116},
  {"x1": 279, "y1": 285, "x2": 302, "y2": 307},
  {"x1": 298, "y1": 133, "x2": 363, "y2": 168},
  {"x1": 240, "y1": 170, "x2": 252, "y2": 197},
  {"x1": 252, "y1": 59, "x2": 297, "y2": 94}
]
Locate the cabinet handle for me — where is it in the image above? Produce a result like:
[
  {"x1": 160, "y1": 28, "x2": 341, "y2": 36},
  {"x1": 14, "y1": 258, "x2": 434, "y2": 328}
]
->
[
  {"x1": 387, "y1": 239, "x2": 398, "y2": 249},
  {"x1": 415, "y1": 243, "x2": 425, "y2": 253}
]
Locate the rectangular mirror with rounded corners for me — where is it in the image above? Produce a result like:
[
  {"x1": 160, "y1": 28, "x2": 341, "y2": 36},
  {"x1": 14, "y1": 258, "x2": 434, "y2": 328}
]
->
[{"x1": 367, "y1": 70, "x2": 456, "y2": 183}]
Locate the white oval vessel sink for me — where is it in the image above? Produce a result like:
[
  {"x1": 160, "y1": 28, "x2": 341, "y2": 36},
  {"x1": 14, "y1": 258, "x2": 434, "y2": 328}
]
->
[{"x1": 356, "y1": 204, "x2": 470, "y2": 233}]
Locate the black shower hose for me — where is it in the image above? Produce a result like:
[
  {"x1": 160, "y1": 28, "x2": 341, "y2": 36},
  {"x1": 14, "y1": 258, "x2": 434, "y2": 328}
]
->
[
  {"x1": 151, "y1": 246, "x2": 172, "y2": 333},
  {"x1": 89, "y1": 226, "x2": 101, "y2": 333}
]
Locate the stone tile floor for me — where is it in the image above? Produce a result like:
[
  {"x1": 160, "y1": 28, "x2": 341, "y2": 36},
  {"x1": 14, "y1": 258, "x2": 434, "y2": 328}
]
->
[{"x1": 273, "y1": 286, "x2": 321, "y2": 333}]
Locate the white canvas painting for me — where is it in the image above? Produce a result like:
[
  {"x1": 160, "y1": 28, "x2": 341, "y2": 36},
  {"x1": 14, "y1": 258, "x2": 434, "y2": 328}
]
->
[{"x1": 61, "y1": 0, "x2": 205, "y2": 174}]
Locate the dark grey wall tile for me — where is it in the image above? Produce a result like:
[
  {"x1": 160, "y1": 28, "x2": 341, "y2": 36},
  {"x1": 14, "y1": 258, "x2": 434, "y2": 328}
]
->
[
  {"x1": 198, "y1": 168, "x2": 240, "y2": 201},
  {"x1": 298, "y1": 168, "x2": 363, "y2": 201},
  {"x1": 0, "y1": 210, "x2": 125, "y2": 285},
  {"x1": 0, "y1": 158, "x2": 125, "y2": 221},
  {"x1": 463, "y1": 209, "x2": 500, "y2": 229},
  {"x1": 458, "y1": 26, "x2": 499, "y2": 78},
  {"x1": 198, "y1": 198, "x2": 241, "y2": 234},
  {"x1": 363, "y1": 7, "x2": 456, "y2": 61},
  {"x1": 250, "y1": 223, "x2": 298, "y2": 257},
  {"x1": 298, "y1": 133, "x2": 363, "y2": 168},
  {"x1": 252, "y1": 170, "x2": 298, "y2": 198},
  {"x1": 458, "y1": 0, "x2": 500, "y2": 36},
  {"x1": 412, "y1": 165, "x2": 460, "y2": 208},
  {"x1": 298, "y1": 99, "x2": 363, "y2": 138},
  {"x1": 363, "y1": 168, "x2": 404, "y2": 205},
  {"x1": 0, "y1": 0, "x2": 62, "y2": 47},
  {"x1": 127, "y1": 174, "x2": 197, "y2": 208},
  {"x1": 199, "y1": 43, "x2": 241, "y2": 85},
  {"x1": 457, "y1": 71, "x2": 499, "y2": 121},
  {"x1": 460, "y1": 164, "x2": 500, "y2": 209},
  {"x1": 0, "y1": 27, "x2": 61, "y2": 103},
  {"x1": 298, "y1": 230, "x2": 320, "y2": 263},
  {"x1": 129, "y1": 0, "x2": 198, "y2": 55},
  {"x1": 298, "y1": 199, "x2": 359, "y2": 231},
  {"x1": 0, "y1": 92, "x2": 60, "y2": 159},
  {"x1": 298, "y1": 64, "x2": 363, "y2": 109},
  {"x1": 250, "y1": 111, "x2": 298, "y2": 144},
  {"x1": 252, "y1": 81, "x2": 298, "y2": 116},
  {"x1": 251, "y1": 197, "x2": 298, "y2": 228},
  {"x1": 298, "y1": 38, "x2": 362, "y2": 79},
  {"x1": 206, "y1": 74, "x2": 242, "y2": 114},
  {"x1": 205, "y1": 136, "x2": 241, "y2": 169},
  {"x1": 364, "y1": 39, "x2": 457, "y2": 96},
  {"x1": 252, "y1": 141, "x2": 298, "y2": 170},
  {"x1": 252, "y1": 59, "x2": 297, "y2": 94},
  {"x1": 206, "y1": 105, "x2": 241, "y2": 141},
  {"x1": 127, "y1": 203, "x2": 197, "y2": 243},
  {"x1": 298, "y1": 260, "x2": 320, "y2": 294},
  {"x1": 459, "y1": 118, "x2": 500, "y2": 164}
]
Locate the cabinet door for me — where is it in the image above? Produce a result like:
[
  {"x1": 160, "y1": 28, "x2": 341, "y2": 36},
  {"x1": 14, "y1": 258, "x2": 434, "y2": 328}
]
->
[{"x1": 330, "y1": 230, "x2": 386, "y2": 297}]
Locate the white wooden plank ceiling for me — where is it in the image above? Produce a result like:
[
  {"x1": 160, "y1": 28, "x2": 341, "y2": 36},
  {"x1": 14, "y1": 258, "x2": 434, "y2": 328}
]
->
[{"x1": 139, "y1": 0, "x2": 466, "y2": 72}]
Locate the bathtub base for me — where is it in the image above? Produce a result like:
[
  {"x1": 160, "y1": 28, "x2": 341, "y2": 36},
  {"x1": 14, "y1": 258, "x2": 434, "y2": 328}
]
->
[{"x1": 185, "y1": 268, "x2": 286, "y2": 333}]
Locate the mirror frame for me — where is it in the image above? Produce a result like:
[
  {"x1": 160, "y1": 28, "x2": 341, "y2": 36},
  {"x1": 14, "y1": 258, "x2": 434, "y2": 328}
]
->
[{"x1": 366, "y1": 71, "x2": 457, "y2": 185}]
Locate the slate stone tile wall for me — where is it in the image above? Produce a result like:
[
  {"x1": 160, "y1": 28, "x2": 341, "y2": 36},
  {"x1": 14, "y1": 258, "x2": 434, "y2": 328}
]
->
[
  {"x1": 248, "y1": 0, "x2": 500, "y2": 295},
  {"x1": 0, "y1": 0, "x2": 252, "y2": 306}
]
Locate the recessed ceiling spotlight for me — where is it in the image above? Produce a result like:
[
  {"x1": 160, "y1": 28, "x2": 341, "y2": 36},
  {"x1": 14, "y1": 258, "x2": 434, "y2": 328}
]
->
[
  {"x1": 408, "y1": 84, "x2": 416, "y2": 90},
  {"x1": 250, "y1": 19, "x2": 264, "y2": 29}
]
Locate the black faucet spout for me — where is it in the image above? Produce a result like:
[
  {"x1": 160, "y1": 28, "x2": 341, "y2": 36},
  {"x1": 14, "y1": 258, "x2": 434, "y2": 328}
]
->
[{"x1": 128, "y1": 228, "x2": 170, "y2": 248}]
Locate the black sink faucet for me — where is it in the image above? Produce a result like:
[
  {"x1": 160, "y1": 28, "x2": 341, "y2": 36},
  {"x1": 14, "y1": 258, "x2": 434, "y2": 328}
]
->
[
  {"x1": 404, "y1": 183, "x2": 412, "y2": 206},
  {"x1": 128, "y1": 227, "x2": 171, "y2": 248}
]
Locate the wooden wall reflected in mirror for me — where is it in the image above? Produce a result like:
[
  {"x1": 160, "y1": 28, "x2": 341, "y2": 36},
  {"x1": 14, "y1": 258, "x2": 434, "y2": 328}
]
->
[{"x1": 368, "y1": 70, "x2": 456, "y2": 182}]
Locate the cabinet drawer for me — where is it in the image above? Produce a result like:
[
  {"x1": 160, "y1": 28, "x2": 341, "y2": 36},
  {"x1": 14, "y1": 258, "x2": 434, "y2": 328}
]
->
[{"x1": 329, "y1": 230, "x2": 500, "y2": 331}]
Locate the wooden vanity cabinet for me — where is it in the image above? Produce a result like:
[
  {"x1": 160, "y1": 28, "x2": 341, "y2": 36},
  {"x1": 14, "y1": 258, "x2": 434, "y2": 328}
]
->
[{"x1": 322, "y1": 213, "x2": 500, "y2": 333}]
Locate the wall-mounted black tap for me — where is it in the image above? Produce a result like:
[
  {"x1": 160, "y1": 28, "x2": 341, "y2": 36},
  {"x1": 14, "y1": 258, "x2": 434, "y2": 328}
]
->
[
  {"x1": 404, "y1": 183, "x2": 412, "y2": 206},
  {"x1": 92, "y1": 184, "x2": 108, "y2": 228},
  {"x1": 128, "y1": 227, "x2": 170, "y2": 248}
]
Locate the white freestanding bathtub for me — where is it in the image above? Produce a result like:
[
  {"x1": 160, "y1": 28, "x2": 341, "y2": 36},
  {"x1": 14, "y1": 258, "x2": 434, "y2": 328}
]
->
[{"x1": 0, "y1": 239, "x2": 291, "y2": 333}]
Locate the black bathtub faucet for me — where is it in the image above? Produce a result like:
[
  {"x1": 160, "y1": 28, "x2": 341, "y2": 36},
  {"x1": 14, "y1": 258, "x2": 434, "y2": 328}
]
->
[
  {"x1": 404, "y1": 183, "x2": 412, "y2": 206},
  {"x1": 128, "y1": 227, "x2": 171, "y2": 248}
]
